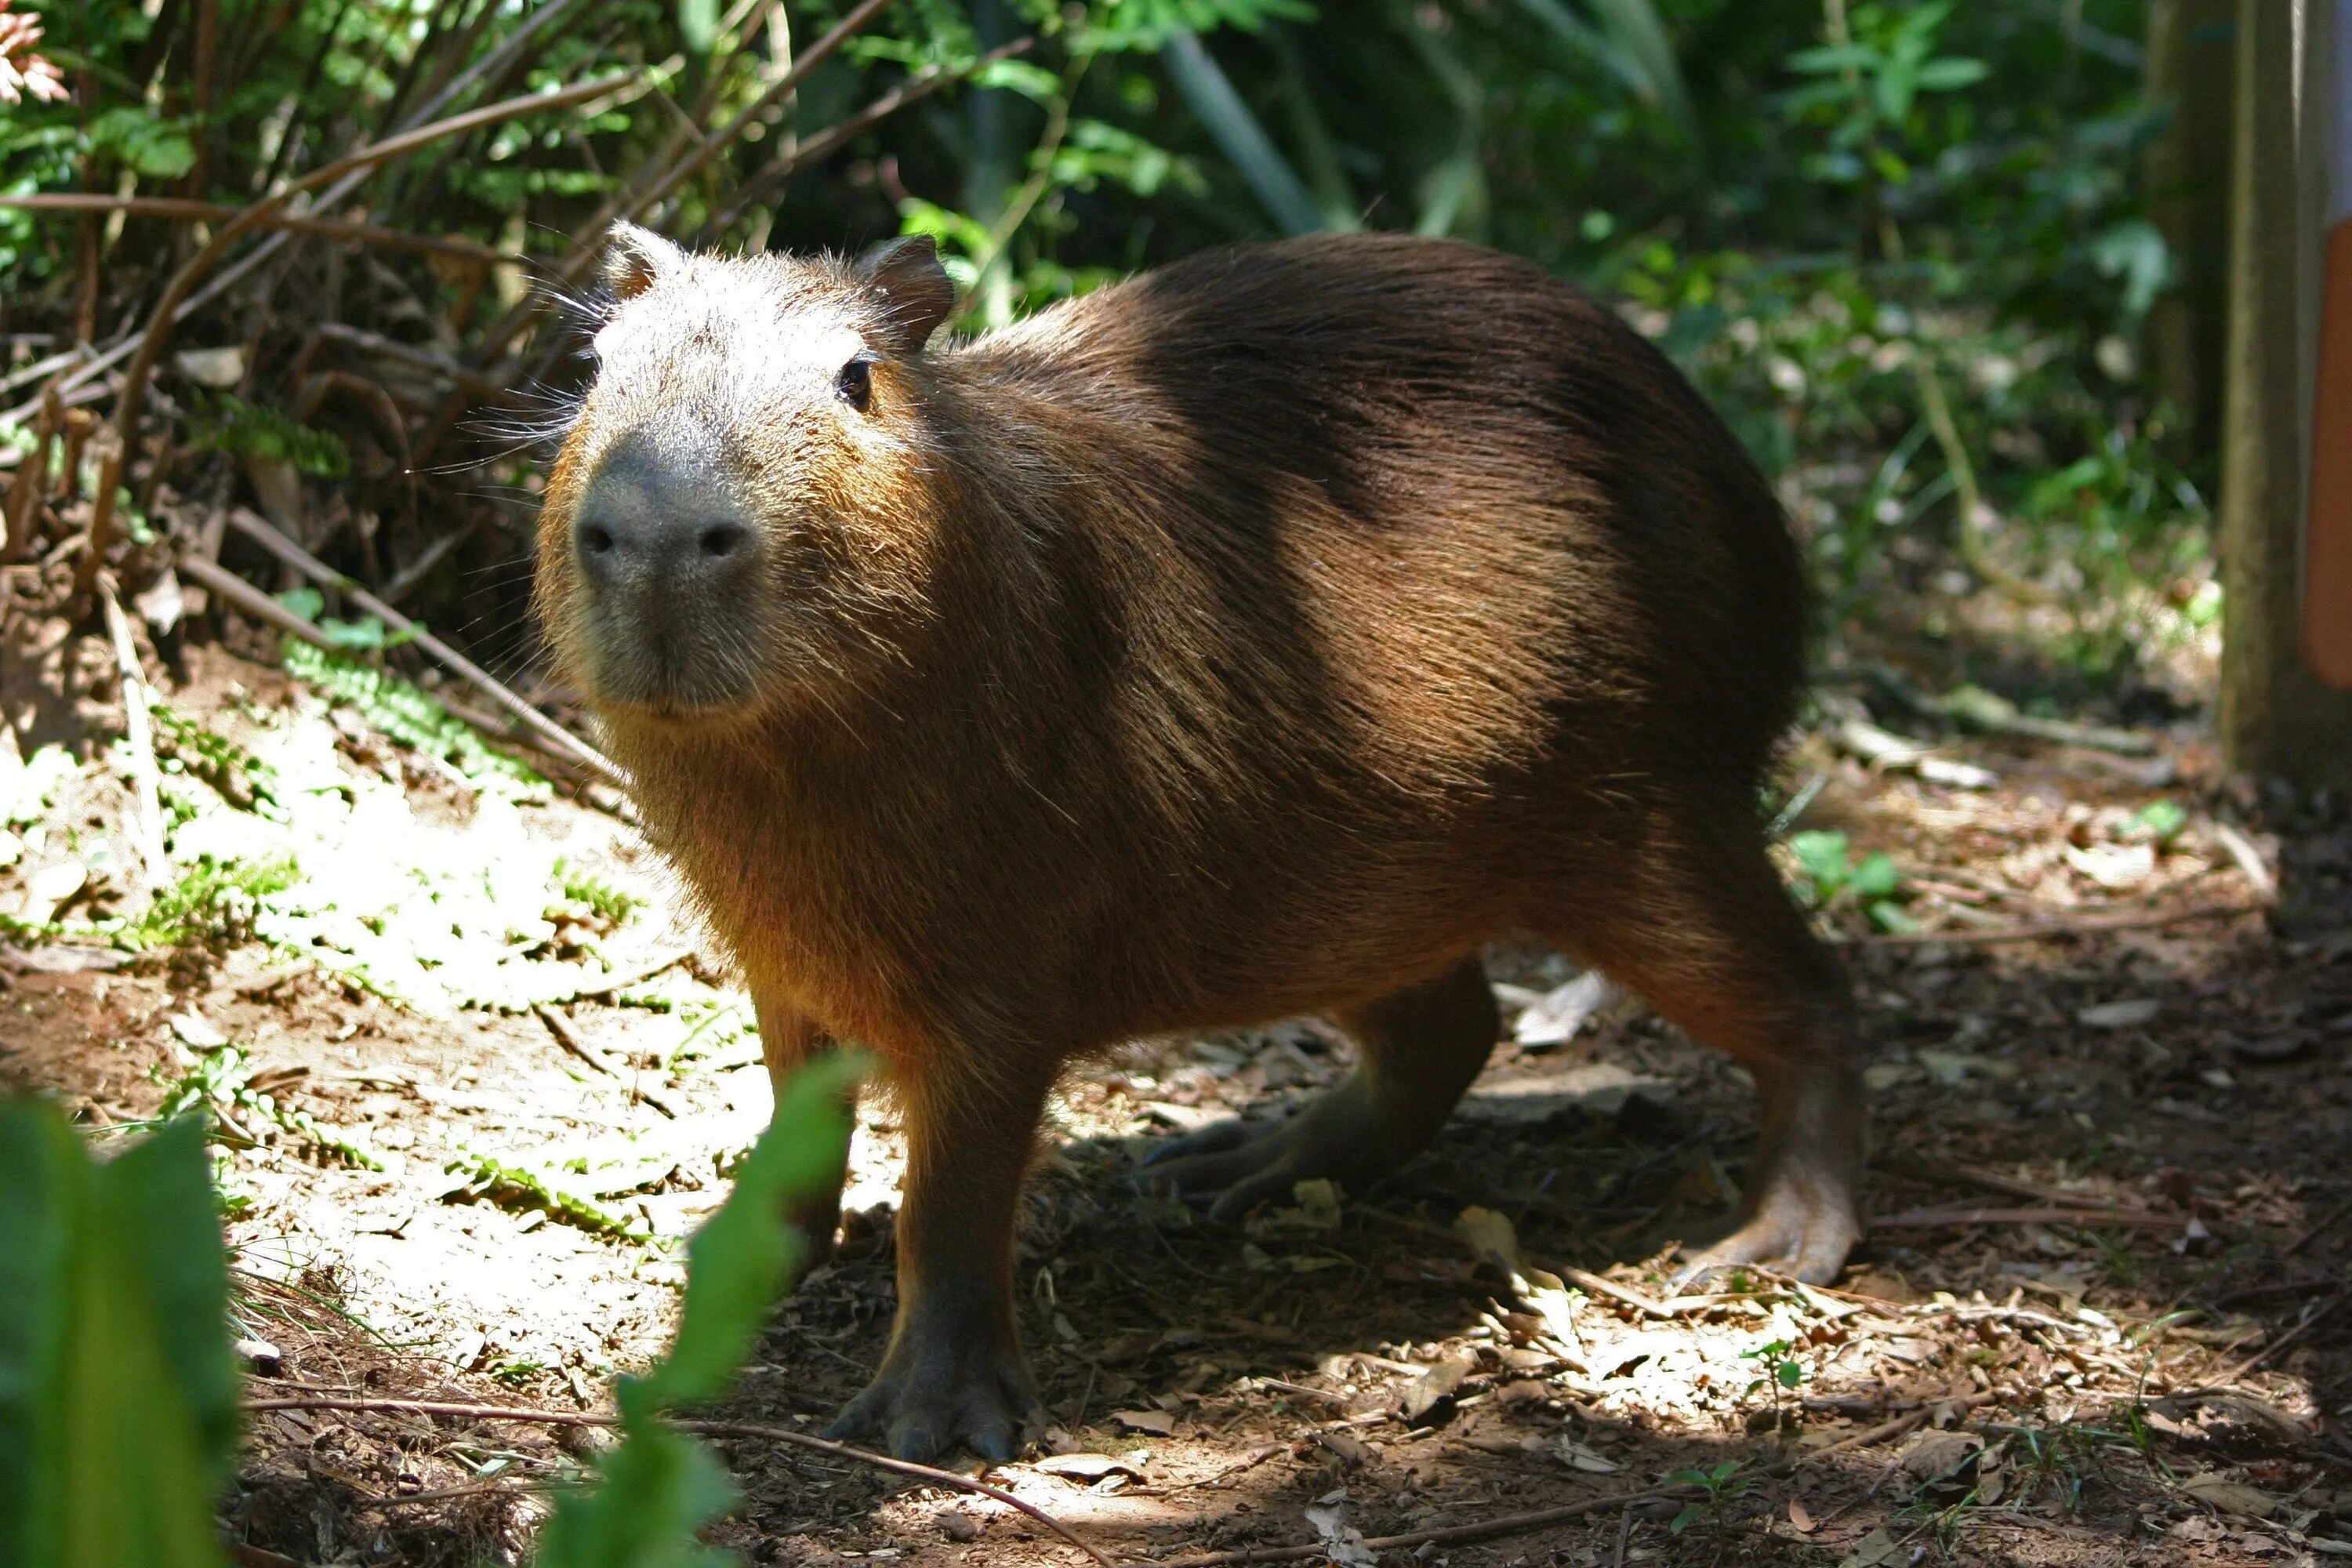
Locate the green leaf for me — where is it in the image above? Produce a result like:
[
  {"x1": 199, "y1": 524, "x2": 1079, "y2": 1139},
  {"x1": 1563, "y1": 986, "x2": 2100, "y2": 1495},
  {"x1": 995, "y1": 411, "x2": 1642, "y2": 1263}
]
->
[
  {"x1": 1777, "y1": 1359, "x2": 1802, "y2": 1388},
  {"x1": 0, "y1": 1102, "x2": 233, "y2": 1568},
  {"x1": 1788, "y1": 829, "x2": 1852, "y2": 891},
  {"x1": 91, "y1": 107, "x2": 198, "y2": 180},
  {"x1": 533, "y1": 1420, "x2": 741, "y2": 1568},
  {"x1": 1866, "y1": 900, "x2": 1920, "y2": 935},
  {"x1": 678, "y1": 0, "x2": 719, "y2": 53},
  {"x1": 1849, "y1": 852, "x2": 1901, "y2": 900},
  {"x1": 274, "y1": 586, "x2": 325, "y2": 624},
  {"x1": 1785, "y1": 43, "x2": 1877, "y2": 75},
  {"x1": 1669, "y1": 1504, "x2": 1703, "y2": 1534},
  {"x1": 638, "y1": 1052, "x2": 862, "y2": 1409},
  {"x1": 1914, "y1": 56, "x2": 1988, "y2": 92},
  {"x1": 2133, "y1": 799, "x2": 2188, "y2": 844}
]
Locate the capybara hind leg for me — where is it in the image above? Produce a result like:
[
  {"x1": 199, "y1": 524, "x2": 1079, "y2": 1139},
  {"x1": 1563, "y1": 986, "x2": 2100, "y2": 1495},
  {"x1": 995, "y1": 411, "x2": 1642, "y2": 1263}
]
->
[
  {"x1": 1563, "y1": 816, "x2": 1864, "y2": 1285},
  {"x1": 826, "y1": 1058, "x2": 1051, "y2": 1463},
  {"x1": 1144, "y1": 958, "x2": 1499, "y2": 1217},
  {"x1": 757, "y1": 996, "x2": 858, "y2": 1279}
]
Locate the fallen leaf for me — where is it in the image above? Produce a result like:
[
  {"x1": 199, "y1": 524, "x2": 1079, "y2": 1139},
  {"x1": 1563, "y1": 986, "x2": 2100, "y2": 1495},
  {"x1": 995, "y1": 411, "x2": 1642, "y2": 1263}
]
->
[
  {"x1": 1556, "y1": 1436, "x2": 1621, "y2": 1473},
  {"x1": 1303, "y1": 1497, "x2": 1377, "y2": 1568},
  {"x1": 2065, "y1": 841, "x2": 2155, "y2": 891},
  {"x1": 2180, "y1": 1471, "x2": 2279, "y2": 1519},
  {"x1": 1110, "y1": 1408, "x2": 1174, "y2": 1436},
  {"x1": 1836, "y1": 1526, "x2": 1902, "y2": 1567},
  {"x1": 1032, "y1": 1452, "x2": 1146, "y2": 1484},
  {"x1": 1787, "y1": 1497, "x2": 1815, "y2": 1534},
  {"x1": 1510, "y1": 970, "x2": 1618, "y2": 1045},
  {"x1": 169, "y1": 1010, "x2": 229, "y2": 1049},
  {"x1": 1454, "y1": 1205, "x2": 1520, "y2": 1273},
  {"x1": 2078, "y1": 998, "x2": 2161, "y2": 1029},
  {"x1": 1900, "y1": 1428, "x2": 1980, "y2": 1483},
  {"x1": 1399, "y1": 1356, "x2": 1474, "y2": 1426}
]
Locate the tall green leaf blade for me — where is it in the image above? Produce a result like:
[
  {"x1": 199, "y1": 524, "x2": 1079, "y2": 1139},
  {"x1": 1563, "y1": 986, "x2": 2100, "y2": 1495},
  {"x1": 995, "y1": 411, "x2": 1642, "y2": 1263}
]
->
[
  {"x1": 533, "y1": 1423, "x2": 741, "y2": 1568},
  {"x1": 1160, "y1": 28, "x2": 1328, "y2": 235},
  {"x1": 641, "y1": 1053, "x2": 862, "y2": 1408},
  {"x1": 0, "y1": 1102, "x2": 230, "y2": 1568},
  {"x1": 1584, "y1": 0, "x2": 1695, "y2": 132}
]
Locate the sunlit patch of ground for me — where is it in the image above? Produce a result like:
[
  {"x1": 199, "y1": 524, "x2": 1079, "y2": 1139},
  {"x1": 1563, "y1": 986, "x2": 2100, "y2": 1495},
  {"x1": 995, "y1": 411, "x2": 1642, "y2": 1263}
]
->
[{"x1": 3, "y1": 631, "x2": 2347, "y2": 1568}]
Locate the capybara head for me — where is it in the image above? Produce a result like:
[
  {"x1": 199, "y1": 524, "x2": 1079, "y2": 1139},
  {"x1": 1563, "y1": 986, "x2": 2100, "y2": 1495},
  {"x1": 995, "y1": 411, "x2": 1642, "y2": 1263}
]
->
[{"x1": 535, "y1": 225, "x2": 960, "y2": 723}]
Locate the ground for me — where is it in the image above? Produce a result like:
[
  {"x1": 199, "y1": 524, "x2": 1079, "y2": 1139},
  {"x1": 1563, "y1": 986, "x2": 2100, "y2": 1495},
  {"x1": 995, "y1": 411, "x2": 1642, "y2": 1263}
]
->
[{"x1": 3, "y1": 622, "x2": 2350, "y2": 1568}]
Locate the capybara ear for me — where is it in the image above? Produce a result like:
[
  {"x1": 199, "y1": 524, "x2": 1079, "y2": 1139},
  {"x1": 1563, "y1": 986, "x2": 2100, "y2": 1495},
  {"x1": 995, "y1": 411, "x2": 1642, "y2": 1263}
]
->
[
  {"x1": 604, "y1": 223, "x2": 685, "y2": 303},
  {"x1": 856, "y1": 234, "x2": 957, "y2": 356}
]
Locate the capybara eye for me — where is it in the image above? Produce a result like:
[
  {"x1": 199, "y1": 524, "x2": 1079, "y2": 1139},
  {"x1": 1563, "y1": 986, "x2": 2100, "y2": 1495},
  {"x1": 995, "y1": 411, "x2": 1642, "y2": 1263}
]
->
[{"x1": 836, "y1": 354, "x2": 877, "y2": 412}]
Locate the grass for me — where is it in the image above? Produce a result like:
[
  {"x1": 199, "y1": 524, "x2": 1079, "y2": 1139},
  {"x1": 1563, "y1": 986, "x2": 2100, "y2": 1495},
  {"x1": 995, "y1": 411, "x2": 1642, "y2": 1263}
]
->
[{"x1": 132, "y1": 854, "x2": 299, "y2": 950}]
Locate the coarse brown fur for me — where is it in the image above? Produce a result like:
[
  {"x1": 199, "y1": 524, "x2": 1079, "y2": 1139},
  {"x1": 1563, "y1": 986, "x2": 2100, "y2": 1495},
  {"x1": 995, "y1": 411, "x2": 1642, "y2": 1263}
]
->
[{"x1": 535, "y1": 227, "x2": 1864, "y2": 1462}]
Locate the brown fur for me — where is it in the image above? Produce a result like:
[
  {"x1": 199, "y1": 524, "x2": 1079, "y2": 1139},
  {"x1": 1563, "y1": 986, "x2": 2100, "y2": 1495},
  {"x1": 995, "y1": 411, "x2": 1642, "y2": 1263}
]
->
[{"x1": 536, "y1": 229, "x2": 1862, "y2": 1461}]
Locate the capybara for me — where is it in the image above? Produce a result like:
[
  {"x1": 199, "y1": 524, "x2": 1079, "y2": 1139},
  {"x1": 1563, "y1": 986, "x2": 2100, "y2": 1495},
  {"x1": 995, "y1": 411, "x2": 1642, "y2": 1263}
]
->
[{"x1": 535, "y1": 225, "x2": 1864, "y2": 1462}]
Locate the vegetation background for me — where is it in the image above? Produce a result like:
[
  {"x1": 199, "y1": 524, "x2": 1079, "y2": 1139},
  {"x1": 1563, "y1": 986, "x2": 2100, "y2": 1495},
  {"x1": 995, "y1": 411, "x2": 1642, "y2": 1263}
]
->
[{"x1": 0, "y1": 0, "x2": 2219, "y2": 706}]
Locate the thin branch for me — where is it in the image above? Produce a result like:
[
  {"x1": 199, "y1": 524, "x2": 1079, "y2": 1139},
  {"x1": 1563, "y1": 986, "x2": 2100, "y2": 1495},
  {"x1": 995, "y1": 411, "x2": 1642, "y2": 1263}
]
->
[
  {"x1": 219, "y1": 506, "x2": 623, "y2": 783},
  {"x1": 1842, "y1": 900, "x2": 2259, "y2": 947},
  {"x1": 236, "y1": 1394, "x2": 1116, "y2": 1567},
  {"x1": 1156, "y1": 1490, "x2": 1678, "y2": 1568},
  {"x1": 110, "y1": 71, "x2": 639, "y2": 454},
  {"x1": 1871, "y1": 1204, "x2": 2181, "y2": 1232},
  {"x1": 533, "y1": 1002, "x2": 680, "y2": 1118},
  {"x1": 0, "y1": 194, "x2": 514, "y2": 265},
  {"x1": 96, "y1": 572, "x2": 168, "y2": 888},
  {"x1": 702, "y1": 39, "x2": 1036, "y2": 239}
]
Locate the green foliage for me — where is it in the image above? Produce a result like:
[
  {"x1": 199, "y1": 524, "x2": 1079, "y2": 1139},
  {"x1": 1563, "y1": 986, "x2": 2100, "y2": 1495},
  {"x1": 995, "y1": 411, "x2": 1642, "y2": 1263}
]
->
[
  {"x1": 0, "y1": 1102, "x2": 238, "y2": 1568},
  {"x1": 134, "y1": 854, "x2": 299, "y2": 949},
  {"x1": 535, "y1": 1051, "x2": 863, "y2": 1568},
  {"x1": 278, "y1": 634, "x2": 540, "y2": 790},
  {"x1": 1664, "y1": 1457, "x2": 1752, "y2": 1534},
  {"x1": 557, "y1": 859, "x2": 644, "y2": 927},
  {"x1": 1788, "y1": 829, "x2": 1914, "y2": 931},
  {"x1": 152, "y1": 1036, "x2": 383, "y2": 1170},
  {"x1": 89, "y1": 105, "x2": 197, "y2": 179},
  {"x1": 2131, "y1": 798, "x2": 2187, "y2": 846},
  {"x1": 184, "y1": 393, "x2": 350, "y2": 481},
  {"x1": 152, "y1": 710, "x2": 285, "y2": 821}
]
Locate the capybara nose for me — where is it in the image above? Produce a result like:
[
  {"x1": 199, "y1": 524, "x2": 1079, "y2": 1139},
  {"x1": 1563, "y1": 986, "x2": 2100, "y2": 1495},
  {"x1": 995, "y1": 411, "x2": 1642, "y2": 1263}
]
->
[{"x1": 573, "y1": 426, "x2": 754, "y2": 599}]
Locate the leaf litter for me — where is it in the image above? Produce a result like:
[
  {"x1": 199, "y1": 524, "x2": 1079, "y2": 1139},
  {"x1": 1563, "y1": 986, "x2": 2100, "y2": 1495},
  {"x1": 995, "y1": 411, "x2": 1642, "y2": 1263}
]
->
[{"x1": 2, "y1": 633, "x2": 2349, "y2": 1567}]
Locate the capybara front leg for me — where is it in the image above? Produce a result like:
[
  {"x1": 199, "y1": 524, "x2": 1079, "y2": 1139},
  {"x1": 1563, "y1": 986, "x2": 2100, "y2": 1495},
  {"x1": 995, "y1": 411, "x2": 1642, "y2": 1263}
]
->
[
  {"x1": 1144, "y1": 958, "x2": 1499, "y2": 1216},
  {"x1": 826, "y1": 1060, "x2": 1051, "y2": 1462},
  {"x1": 756, "y1": 995, "x2": 858, "y2": 1281}
]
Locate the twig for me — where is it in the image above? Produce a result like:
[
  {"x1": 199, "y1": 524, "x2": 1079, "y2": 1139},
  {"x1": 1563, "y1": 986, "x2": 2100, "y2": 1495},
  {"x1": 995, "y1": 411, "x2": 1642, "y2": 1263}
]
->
[
  {"x1": 176, "y1": 550, "x2": 344, "y2": 655},
  {"x1": 1871, "y1": 1204, "x2": 2180, "y2": 1232},
  {"x1": 235, "y1": 1395, "x2": 1116, "y2": 1568},
  {"x1": 220, "y1": 506, "x2": 623, "y2": 782},
  {"x1": 1881, "y1": 1153, "x2": 2143, "y2": 1214},
  {"x1": 0, "y1": 195, "x2": 514, "y2": 265},
  {"x1": 2287, "y1": 1193, "x2": 2352, "y2": 1257},
  {"x1": 96, "y1": 572, "x2": 169, "y2": 888},
  {"x1": 1156, "y1": 1490, "x2": 1678, "y2": 1568},
  {"x1": 2218, "y1": 1290, "x2": 2350, "y2": 1383},
  {"x1": 111, "y1": 71, "x2": 639, "y2": 454},
  {"x1": 2209, "y1": 821, "x2": 2278, "y2": 902},
  {"x1": 1557, "y1": 1266, "x2": 1679, "y2": 1322},
  {"x1": 1844, "y1": 901, "x2": 2257, "y2": 946},
  {"x1": 568, "y1": 951, "x2": 691, "y2": 1001},
  {"x1": 1610, "y1": 1504, "x2": 1633, "y2": 1568},
  {"x1": 704, "y1": 41, "x2": 1037, "y2": 238},
  {"x1": 532, "y1": 1002, "x2": 679, "y2": 1119}
]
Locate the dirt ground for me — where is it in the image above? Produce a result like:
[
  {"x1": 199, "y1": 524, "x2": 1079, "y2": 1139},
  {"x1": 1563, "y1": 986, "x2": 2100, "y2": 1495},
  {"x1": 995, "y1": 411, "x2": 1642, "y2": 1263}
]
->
[{"x1": 5, "y1": 617, "x2": 2350, "y2": 1568}]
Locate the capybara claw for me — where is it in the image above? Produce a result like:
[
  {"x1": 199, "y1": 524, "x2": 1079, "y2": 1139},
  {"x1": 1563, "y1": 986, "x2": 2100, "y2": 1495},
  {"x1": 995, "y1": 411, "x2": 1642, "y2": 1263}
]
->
[
  {"x1": 1139, "y1": 1116, "x2": 1311, "y2": 1218},
  {"x1": 1672, "y1": 1200, "x2": 1860, "y2": 1290},
  {"x1": 826, "y1": 1345, "x2": 1037, "y2": 1465}
]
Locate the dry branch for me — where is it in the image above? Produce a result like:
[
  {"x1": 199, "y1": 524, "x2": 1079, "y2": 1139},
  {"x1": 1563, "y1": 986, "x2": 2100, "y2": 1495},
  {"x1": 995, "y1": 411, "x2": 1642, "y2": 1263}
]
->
[
  {"x1": 235, "y1": 1393, "x2": 1114, "y2": 1566},
  {"x1": 1845, "y1": 900, "x2": 2259, "y2": 946},
  {"x1": 1871, "y1": 1204, "x2": 2180, "y2": 1232},
  {"x1": 96, "y1": 572, "x2": 168, "y2": 888},
  {"x1": 110, "y1": 71, "x2": 640, "y2": 454},
  {"x1": 0, "y1": 195, "x2": 513, "y2": 264},
  {"x1": 532, "y1": 1002, "x2": 680, "y2": 1118},
  {"x1": 219, "y1": 506, "x2": 622, "y2": 783}
]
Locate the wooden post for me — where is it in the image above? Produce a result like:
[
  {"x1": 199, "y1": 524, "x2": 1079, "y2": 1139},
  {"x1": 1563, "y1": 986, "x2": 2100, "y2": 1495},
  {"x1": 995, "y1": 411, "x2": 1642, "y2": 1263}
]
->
[{"x1": 2220, "y1": 0, "x2": 2352, "y2": 786}]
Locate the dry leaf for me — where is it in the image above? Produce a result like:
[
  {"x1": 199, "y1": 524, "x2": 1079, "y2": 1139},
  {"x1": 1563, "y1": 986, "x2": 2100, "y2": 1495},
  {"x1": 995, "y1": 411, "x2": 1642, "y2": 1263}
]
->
[
  {"x1": 1787, "y1": 1497, "x2": 1815, "y2": 1534},
  {"x1": 2180, "y1": 1472, "x2": 2278, "y2": 1519},
  {"x1": 2078, "y1": 997, "x2": 2161, "y2": 1029},
  {"x1": 1556, "y1": 1436, "x2": 1621, "y2": 1473},
  {"x1": 1110, "y1": 1408, "x2": 1174, "y2": 1436},
  {"x1": 1836, "y1": 1526, "x2": 1902, "y2": 1567},
  {"x1": 1032, "y1": 1452, "x2": 1147, "y2": 1484}
]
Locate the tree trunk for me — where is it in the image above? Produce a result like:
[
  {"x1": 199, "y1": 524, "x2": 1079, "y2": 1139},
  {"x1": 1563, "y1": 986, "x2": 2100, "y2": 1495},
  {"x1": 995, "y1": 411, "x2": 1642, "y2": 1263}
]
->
[
  {"x1": 2143, "y1": 0, "x2": 2236, "y2": 446},
  {"x1": 2219, "y1": 0, "x2": 2352, "y2": 788}
]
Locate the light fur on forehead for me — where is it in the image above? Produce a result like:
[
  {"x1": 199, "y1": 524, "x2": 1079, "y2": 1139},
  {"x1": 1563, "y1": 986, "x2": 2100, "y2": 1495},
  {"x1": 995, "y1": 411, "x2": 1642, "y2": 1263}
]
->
[{"x1": 603, "y1": 222, "x2": 687, "y2": 303}]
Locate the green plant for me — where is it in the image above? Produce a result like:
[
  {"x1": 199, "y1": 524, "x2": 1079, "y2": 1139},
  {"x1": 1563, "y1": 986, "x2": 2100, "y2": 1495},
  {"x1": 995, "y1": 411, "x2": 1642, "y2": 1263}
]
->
[
  {"x1": 1740, "y1": 1335, "x2": 1806, "y2": 1426},
  {"x1": 152, "y1": 1036, "x2": 382, "y2": 1171},
  {"x1": 0, "y1": 1103, "x2": 239, "y2": 1568},
  {"x1": 557, "y1": 859, "x2": 643, "y2": 927},
  {"x1": 0, "y1": 1053, "x2": 862, "y2": 1566},
  {"x1": 1664, "y1": 1457, "x2": 1753, "y2": 1534},
  {"x1": 278, "y1": 634, "x2": 540, "y2": 791},
  {"x1": 184, "y1": 392, "x2": 350, "y2": 480},
  {"x1": 135, "y1": 854, "x2": 300, "y2": 950},
  {"x1": 1788, "y1": 829, "x2": 1914, "y2": 932}
]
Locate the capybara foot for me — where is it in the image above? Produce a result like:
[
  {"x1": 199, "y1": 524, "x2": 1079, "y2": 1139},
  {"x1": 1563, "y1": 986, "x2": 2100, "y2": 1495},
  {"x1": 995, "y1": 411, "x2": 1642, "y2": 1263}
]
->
[
  {"x1": 1142, "y1": 1097, "x2": 1380, "y2": 1219},
  {"x1": 1671, "y1": 1185, "x2": 1860, "y2": 1288},
  {"x1": 826, "y1": 1329, "x2": 1037, "y2": 1463}
]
